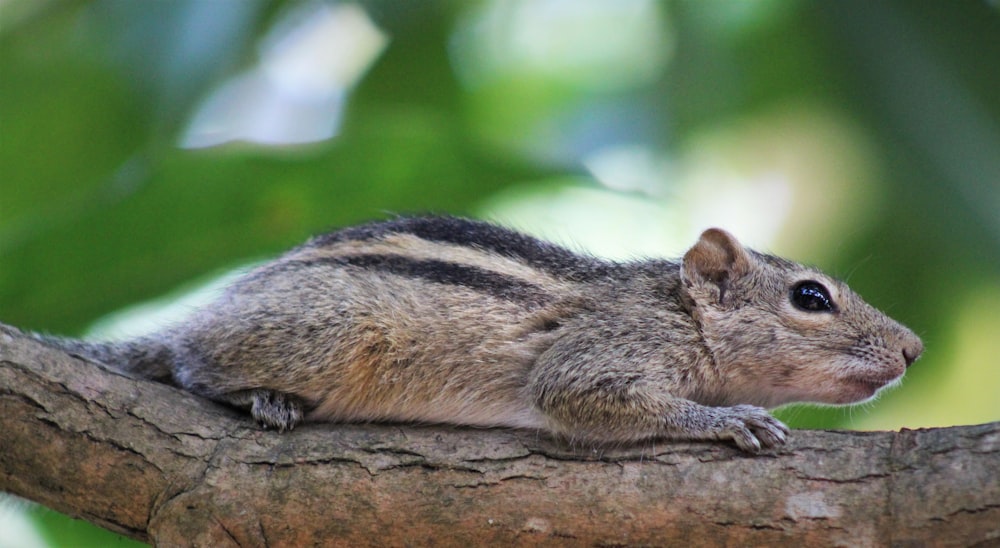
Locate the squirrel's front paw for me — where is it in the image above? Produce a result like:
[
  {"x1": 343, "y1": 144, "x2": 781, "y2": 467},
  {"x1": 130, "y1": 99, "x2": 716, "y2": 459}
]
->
[{"x1": 712, "y1": 405, "x2": 789, "y2": 453}]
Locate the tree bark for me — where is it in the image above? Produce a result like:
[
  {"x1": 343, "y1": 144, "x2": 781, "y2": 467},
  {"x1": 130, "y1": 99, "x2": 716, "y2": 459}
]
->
[{"x1": 1, "y1": 324, "x2": 997, "y2": 547}]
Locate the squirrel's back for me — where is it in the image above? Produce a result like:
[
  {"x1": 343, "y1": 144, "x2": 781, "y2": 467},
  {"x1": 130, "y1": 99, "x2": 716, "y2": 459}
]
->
[{"x1": 164, "y1": 216, "x2": 673, "y2": 429}]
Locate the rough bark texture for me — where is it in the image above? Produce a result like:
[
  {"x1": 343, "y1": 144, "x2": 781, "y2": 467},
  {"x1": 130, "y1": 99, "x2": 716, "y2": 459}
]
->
[{"x1": 1, "y1": 324, "x2": 998, "y2": 547}]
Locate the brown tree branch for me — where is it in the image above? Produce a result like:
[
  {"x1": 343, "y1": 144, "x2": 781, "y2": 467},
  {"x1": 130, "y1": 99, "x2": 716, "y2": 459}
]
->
[{"x1": 1, "y1": 324, "x2": 997, "y2": 547}]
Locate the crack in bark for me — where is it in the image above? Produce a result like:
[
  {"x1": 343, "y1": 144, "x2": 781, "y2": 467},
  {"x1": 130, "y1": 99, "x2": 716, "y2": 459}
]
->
[
  {"x1": 449, "y1": 473, "x2": 549, "y2": 489},
  {"x1": 0, "y1": 390, "x2": 51, "y2": 413},
  {"x1": 257, "y1": 517, "x2": 270, "y2": 548},
  {"x1": 214, "y1": 514, "x2": 242, "y2": 547},
  {"x1": 945, "y1": 504, "x2": 1000, "y2": 518},
  {"x1": 791, "y1": 472, "x2": 890, "y2": 484},
  {"x1": 124, "y1": 409, "x2": 228, "y2": 444}
]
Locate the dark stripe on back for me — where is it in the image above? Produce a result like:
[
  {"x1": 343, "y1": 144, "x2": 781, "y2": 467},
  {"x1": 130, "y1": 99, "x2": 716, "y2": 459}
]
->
[
  {"x1": 309, "y1": 216, "x2": 620, "y2": 282},
  {"x1": 281, "y1": 254, "x2": 552, "y2": 307}
]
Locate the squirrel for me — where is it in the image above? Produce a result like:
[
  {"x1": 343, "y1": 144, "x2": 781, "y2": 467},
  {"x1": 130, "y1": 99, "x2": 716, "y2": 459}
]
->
[{"x1": 31, "y1": 216, "x2": 923, "y2": 452}]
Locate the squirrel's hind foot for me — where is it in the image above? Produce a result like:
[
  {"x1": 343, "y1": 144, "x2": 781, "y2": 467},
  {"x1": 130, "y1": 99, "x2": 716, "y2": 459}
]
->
[{"x1": 225, "y1": 389, "x2": 306, "y2": 432}]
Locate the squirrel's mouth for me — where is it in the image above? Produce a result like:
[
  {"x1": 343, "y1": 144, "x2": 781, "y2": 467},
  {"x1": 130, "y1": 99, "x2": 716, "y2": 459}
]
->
[{"x1": 840, "y1": 374, "x2": 901, "y2": 402}]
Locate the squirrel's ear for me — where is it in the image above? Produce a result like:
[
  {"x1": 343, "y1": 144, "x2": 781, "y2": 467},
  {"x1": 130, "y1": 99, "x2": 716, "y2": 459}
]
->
[{"x1": 681, "y1": 228, "x2": 752, "y2": 288}]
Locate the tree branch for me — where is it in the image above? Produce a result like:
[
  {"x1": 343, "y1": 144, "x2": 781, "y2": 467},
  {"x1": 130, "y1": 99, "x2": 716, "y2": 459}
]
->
[{"x1": 1, "y1": 324, "x2": 997, "y2": 546}]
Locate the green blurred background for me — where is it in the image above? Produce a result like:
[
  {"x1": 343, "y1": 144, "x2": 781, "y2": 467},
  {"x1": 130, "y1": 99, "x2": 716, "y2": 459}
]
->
[{"x1": 2, "y1": 1, "x2": 999, "y2": 545}]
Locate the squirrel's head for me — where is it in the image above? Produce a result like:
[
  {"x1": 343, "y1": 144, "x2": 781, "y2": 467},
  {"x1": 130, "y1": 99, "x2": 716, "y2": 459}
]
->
[{"x1": 680, "y1": 228, "x2": 923, "y2": 409}]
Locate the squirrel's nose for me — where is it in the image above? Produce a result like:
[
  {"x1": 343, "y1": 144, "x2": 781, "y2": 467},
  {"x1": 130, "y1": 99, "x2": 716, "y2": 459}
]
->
[{"x1": 902, "y1": 339, "x2": 923, "y2": 368}]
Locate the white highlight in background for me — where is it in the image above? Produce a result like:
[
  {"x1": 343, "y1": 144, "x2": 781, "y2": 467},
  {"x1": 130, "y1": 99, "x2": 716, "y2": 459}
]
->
[{"x1": 180, "y1": 3, "x2": 387, "y2": 148}]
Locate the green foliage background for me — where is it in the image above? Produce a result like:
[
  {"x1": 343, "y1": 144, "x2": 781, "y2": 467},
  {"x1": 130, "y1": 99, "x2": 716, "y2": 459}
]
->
[{"x1": 2, "y1": 1, "x2": 999, "y2": 546}]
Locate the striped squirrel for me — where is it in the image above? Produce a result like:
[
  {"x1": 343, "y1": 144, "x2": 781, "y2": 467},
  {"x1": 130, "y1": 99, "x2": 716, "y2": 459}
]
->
[{"x1": 34, "y1": 216, "x2": 923, "y2": 452}]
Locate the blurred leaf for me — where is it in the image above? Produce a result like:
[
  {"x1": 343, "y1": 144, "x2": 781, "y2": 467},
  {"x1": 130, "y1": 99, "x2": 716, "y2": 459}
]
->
[{"x1": 2, "y1": 113, "x2": 547, "y2": 332}]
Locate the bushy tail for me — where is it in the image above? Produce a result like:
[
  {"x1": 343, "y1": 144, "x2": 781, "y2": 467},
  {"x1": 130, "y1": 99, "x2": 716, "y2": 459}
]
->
[{"x1": 30, "y1": 330, "x2": 176, "y2": 384}]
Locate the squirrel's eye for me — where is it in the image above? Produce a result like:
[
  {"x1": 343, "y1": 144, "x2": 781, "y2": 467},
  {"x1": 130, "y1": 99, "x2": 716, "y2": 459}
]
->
[{"x1": 791, "y1": 281, "x2": 835, "y2": 312}]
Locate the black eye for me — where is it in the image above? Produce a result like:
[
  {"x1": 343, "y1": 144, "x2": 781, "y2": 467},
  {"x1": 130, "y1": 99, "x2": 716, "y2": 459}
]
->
[{"x1": 791, "y1": 281, "x2": 835, "y2": 312}]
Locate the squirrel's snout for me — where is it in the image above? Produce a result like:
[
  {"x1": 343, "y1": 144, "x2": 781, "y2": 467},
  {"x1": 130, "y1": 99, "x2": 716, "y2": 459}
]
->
[{"x1": 902, "y1": 338, "x2": 923, "y2": 368}]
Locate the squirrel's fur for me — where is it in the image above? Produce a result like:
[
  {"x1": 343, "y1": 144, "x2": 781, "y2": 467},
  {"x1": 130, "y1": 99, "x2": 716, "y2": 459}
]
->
[{"x1": 34, "y1": 216, "x2": 923, "y2": 452}]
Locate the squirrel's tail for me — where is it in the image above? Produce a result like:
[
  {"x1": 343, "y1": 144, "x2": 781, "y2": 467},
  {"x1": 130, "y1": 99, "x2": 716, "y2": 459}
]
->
[{"x1": 31, "y1": 331, "x2": 176, "y2": 383}]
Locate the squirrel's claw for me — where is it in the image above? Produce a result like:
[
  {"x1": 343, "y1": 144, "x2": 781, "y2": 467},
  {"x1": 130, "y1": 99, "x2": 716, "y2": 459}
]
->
[
  {"x1": 249, "y1": 389, "x2": 306, "y2": 432},
  {"x1": 715, "y1": 405, "x2": 789, "y2": 453}
]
